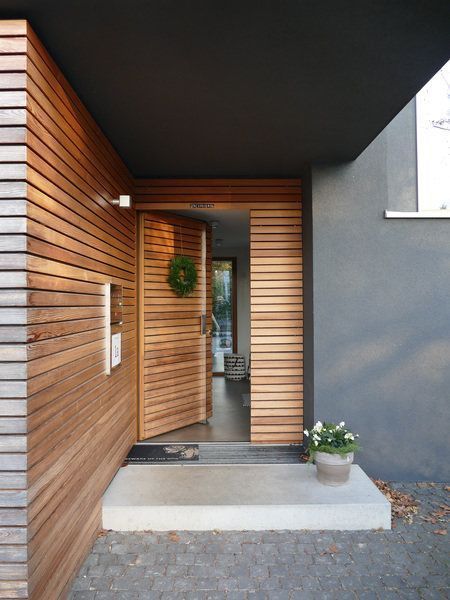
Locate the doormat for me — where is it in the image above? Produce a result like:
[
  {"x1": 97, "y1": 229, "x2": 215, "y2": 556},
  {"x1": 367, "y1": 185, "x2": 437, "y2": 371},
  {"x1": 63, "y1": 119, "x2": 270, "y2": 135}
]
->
[
  {"x1": 242, "y1": 393, "x2": 251, "y2": 407},
  {"x1": 125, "y1": 444, "x2": 199, "y2": 464}
]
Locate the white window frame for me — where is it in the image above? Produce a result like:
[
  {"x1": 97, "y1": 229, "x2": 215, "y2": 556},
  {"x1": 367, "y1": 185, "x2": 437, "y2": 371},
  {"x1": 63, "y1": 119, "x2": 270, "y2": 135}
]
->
[{"x1": 385, "y1": 60, "x2": 450, "y2": 219}]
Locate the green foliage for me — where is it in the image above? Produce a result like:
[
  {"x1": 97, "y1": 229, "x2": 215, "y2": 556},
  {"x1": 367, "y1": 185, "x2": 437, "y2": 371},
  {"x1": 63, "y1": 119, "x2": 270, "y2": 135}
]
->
[
  {"x1": 304, "y1": 421, "x2": 360, "y2": 459},
  {"x1": 168, "y1": 256, "x2": 197, "y2": 297}
]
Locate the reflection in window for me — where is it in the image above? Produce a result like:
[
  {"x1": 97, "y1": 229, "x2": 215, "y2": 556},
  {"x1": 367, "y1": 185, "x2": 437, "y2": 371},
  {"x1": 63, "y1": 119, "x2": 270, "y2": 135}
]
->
[{"x1": 416, "y1": 60, "x2": 450, "y2": 211}]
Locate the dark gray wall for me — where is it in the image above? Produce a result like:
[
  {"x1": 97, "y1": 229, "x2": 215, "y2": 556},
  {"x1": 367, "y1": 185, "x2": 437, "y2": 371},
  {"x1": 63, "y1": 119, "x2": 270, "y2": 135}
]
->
[{"x1": 312, "y1": 100, "x2": 450, "y2": 481}]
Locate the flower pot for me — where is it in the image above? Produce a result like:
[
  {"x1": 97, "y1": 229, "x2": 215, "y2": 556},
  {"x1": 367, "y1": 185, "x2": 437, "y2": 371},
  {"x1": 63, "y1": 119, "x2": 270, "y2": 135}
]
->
[{"x1": 314, "y1": 451, "x2": 354, "y2": 486}]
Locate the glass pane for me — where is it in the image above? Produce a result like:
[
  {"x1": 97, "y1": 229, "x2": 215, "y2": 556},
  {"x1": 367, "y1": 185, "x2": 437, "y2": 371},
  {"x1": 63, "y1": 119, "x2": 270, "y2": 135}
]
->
[{"x1": 212, "y1": 260, "x2": 234, "y2": 373}]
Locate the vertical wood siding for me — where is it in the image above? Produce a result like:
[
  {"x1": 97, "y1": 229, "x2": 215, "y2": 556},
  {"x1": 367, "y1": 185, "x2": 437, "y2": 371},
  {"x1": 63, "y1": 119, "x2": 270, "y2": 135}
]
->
[{"x1": 0, "y1": 20, "x2": 137, "y2": 599}]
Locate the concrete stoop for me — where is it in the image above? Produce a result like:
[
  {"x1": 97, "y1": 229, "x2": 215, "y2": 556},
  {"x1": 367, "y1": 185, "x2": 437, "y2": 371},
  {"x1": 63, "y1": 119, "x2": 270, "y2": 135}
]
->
[{"x1": 102, "y1": 464, "x2": 391, "y2": 531}]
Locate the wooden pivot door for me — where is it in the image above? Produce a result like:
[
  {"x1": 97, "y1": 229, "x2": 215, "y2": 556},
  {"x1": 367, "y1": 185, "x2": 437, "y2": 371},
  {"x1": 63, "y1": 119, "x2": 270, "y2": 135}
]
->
[{"x1": 139, "y1": 212, "x2": 212, "y2": 440}]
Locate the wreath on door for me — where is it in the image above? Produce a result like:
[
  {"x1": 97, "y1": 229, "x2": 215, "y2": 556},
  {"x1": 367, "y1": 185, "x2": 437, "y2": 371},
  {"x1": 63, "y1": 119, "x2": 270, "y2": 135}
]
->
[{"x1": 168, "y1": 256, "x2": 198, "y2": 297}]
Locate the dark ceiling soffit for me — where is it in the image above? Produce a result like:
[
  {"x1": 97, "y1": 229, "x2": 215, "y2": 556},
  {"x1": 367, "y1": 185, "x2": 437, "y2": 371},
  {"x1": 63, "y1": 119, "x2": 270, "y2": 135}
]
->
[{"x1": 0, "y1": 1, "x2": 449, "y2": 177}]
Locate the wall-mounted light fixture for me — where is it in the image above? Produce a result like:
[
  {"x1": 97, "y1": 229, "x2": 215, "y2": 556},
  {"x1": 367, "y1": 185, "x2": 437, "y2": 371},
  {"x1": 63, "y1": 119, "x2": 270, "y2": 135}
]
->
[
  {"x1": 210, "y1": 220, "x2": 220, "y2": 229},
  {"x1": 215, "y1": 238, "x2": 223, "y2": 247},
  {"x1": 112, "y1": 195, "x2": 133, "y2": 208}
]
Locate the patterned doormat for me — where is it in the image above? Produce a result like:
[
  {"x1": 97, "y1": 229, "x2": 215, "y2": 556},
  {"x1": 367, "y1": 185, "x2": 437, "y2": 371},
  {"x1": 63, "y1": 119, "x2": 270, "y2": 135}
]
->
[{"x1": 125, "y1": 444, "x2": 199, "y2": 464}]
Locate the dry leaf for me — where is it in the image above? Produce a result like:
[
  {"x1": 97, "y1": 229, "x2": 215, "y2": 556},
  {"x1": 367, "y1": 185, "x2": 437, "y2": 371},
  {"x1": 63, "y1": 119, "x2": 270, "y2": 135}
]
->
[
  {"x1": 168, "y1": 532, "x2": 180, "y2": 542},
  {"x1": 320, "y1": 543, "x2": 339, "y2": 556},
  {"x1": 97, "y1": 529, "x2": 110, "y2": 538},
  {"x1": 433, "y1": 529, "x2": 447, "y2": 536},
  {"x1": 372, "y1": 479, "x2": 418, "y2": 523}
]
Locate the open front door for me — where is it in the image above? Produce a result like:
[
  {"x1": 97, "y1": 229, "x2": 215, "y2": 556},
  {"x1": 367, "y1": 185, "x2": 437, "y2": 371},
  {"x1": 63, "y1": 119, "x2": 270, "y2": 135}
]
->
[{"x1": 138, "y1": 212, "x2": 212, "y2": 440}]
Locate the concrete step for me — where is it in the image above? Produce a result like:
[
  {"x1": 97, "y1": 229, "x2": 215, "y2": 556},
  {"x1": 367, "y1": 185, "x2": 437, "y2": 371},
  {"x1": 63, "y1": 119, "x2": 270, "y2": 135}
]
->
[{"x1": 102, "y1": 464, "x2": 391, "y2": 531}]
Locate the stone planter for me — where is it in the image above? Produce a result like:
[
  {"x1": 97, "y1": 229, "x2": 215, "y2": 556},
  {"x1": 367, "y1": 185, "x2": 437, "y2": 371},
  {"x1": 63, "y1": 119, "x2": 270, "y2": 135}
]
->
[{"x1": 314, "y1": 451, "x2": 354, "y2": 486}]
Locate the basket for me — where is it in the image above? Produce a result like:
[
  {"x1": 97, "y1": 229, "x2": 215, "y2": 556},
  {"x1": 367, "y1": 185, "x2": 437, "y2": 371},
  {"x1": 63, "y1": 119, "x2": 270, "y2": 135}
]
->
[{"x1": 224, "y1": 354, "x2": 247, "y2": 381}]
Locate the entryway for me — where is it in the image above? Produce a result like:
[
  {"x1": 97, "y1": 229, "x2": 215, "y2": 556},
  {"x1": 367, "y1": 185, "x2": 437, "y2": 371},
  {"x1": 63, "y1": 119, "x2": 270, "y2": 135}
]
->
[
  {"x1": 138, "y1": 209, "x2": 252, "y2": 443},
  {"x1": 136, "y1": 179, "x2": 304, "y2": 446}
]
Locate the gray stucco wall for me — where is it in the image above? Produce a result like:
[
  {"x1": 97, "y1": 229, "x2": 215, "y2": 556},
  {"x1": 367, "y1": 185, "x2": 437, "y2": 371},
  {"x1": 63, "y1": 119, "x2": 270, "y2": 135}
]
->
[{"x1": 311, "y1": 100, "x2": 450, "y2": 481}]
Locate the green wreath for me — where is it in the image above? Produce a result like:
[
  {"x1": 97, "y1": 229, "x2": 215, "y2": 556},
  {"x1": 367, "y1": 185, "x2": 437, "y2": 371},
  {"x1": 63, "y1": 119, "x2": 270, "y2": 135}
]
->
[{"x1": 168, "y1": 256, "x2": 198, "y2": 297}]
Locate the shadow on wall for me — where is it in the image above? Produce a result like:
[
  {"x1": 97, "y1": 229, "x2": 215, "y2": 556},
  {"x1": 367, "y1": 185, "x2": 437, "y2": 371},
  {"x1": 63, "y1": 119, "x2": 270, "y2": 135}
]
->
[{"x1": 312, "y1": 105, "x2": 450, "y2": 481}]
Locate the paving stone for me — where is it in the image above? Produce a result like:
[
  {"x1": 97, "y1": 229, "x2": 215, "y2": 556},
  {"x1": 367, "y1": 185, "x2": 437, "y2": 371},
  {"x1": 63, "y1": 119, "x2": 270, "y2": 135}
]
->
[
  {"x1": 67, "y1": 483, "x2": 448, "y2": 600},
  {"x1": 71, "y1": 593, "x2": 96, "y2": 600}
]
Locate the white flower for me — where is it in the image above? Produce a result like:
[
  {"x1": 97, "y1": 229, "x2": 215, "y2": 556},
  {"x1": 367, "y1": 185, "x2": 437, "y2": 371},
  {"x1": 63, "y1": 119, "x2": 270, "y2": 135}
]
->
[
  {"x1": 315, "y1": 421, "x2": 323, "y2": 431},
  {"x1": 339, "y1": 421, "x2": 345, "y2": 428},
  {"x1": 344, "y1": 433, "x2": 354, "y2": 440},
  {"x1": 303, "y1": 430, "x2": 309, "y2": 437}
]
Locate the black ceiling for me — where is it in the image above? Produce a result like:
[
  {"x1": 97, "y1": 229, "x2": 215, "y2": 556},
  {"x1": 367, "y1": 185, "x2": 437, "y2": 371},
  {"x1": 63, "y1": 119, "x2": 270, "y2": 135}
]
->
[{"x1": 1, "y1": 1, "x2": 449, "y2": 177}]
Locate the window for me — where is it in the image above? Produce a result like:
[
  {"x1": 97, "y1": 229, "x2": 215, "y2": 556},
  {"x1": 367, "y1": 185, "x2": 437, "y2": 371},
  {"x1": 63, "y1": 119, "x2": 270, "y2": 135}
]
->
[
  {"x1": 416, "y1": 59, "x2": 450, "y2": 212},
  {"x1": 385, "y1": 59, "x2": 450, "y2": 218}
]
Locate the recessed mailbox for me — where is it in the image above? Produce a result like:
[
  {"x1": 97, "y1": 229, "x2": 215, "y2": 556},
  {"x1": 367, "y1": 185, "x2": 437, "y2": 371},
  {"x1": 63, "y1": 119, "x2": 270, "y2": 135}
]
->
[
  {"x1": 105, "y1": 283, "x2": 123, "y2": 374},
  {"x1": 110, "y1": 284, "x2": 123, "y2": 324}
]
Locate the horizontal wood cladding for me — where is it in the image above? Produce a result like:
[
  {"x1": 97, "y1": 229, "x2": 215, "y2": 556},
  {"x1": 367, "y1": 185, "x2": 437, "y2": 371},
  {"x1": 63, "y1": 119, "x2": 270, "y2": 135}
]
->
[
  {"x1": 134, "y1": 178, "x2": 302, "y2": 210},
  {"x1": 134, "y1": 179, "x2": 303, "y2": 446},
  {"x1": 0, "y1": 21, "x2": 28, "y2": 600},
  {"x1": 0, "y1": 20, "x2": 137, "y2": 600},
  {"x1": 139, "y1": 213, "x2": 208, "y2": 439},
  {"x1": 250, "y1": 205, "x2": 303, "y2": 444}
]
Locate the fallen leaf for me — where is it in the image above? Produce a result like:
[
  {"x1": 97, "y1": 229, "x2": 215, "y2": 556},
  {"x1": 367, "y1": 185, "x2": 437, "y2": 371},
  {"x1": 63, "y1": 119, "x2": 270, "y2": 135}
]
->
[
  {"x1": 320, "y1": 543, "x2": 339, "y2": 556},
  {"x1": 433, "y1": 529, "x2": 447, "y2": 536},
  {"x1": 372, "y1": 479, "x2": 418, "y2": 524},
  {"x1": 168, "y1": 532, "x2": 180, "y2": 542},
  {"x1": 97, "y1": 529, "x2": 111, "y2": 538}
]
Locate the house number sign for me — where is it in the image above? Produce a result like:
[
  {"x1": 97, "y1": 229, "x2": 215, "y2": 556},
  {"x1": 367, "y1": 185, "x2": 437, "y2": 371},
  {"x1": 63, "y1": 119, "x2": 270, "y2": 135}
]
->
[
  {"x1": 190, "y1": 203, "x2": 215, "y2": 208},
  {"x1": 111, "y1": 332, "x2": 122, "y2": 368}
]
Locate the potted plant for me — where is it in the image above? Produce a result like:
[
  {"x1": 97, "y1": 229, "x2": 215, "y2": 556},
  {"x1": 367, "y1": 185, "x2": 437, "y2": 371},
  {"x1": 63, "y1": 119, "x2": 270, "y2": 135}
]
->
[{"x1": 304, "y1": 421, "x2": 359, "y2": 486}]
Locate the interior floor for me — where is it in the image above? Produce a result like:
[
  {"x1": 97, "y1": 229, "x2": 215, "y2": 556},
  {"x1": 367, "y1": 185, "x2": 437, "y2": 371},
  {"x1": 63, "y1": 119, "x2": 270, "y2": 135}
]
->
[{"x1": 145, "y1": 377, "x2": 250, "y2": 443}]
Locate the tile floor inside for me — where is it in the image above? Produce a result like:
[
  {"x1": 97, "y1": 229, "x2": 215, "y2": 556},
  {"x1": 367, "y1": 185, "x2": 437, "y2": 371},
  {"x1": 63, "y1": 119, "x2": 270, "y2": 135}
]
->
[{"x1": 146, "y1": 377, "x2": 250, "y2": 443}]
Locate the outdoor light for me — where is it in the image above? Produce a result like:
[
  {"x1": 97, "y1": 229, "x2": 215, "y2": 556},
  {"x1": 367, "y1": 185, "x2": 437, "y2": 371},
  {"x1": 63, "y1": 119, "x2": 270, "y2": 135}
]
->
[
  {"x1": 112, "y1": 195, "x2": 133, "y2": 208},
  {"x1": 215, "y1": 238, "x2": 223, "y2": 247},
  {"x1": 210, "y1": 220, "x2": 220, "y2": 229}
]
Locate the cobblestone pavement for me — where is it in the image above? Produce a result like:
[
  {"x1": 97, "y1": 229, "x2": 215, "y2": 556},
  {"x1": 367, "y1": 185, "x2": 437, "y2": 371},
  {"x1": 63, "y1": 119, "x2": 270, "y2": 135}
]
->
[{"x1": 69, "y1": 483, "x2": 449, "y2": 599}]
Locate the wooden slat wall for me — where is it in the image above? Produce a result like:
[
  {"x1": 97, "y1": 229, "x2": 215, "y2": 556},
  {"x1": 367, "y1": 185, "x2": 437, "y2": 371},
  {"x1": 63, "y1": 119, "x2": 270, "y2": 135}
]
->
[
  {"x1": 250, "y1": 207, "x2": 303, "y2": 443},
  {"x1": 140, "y1": 213, "x2": 207, "y2": 439},
  {"x1": 0, "y1": 20, "x2": 137, "y2": 599},
  {"x1": 0, "y1": 21, "x2": 28, "y2": 600},
  {"x1": 134, "y1": 180, "x2": 303, "y2": 445},
  {"x1": 134, "y1": 178, "x2": 302, "y2": 211}
]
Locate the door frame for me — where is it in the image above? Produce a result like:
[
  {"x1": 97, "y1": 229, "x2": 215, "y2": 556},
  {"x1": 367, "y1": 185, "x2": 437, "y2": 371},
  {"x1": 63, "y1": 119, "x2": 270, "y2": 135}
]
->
[
  {"x1": 212, "y1": 256, "x2": 238, "y2": 376},
  {"x1": 135, "y1": 179, "x2": 304, "y2": 445}
]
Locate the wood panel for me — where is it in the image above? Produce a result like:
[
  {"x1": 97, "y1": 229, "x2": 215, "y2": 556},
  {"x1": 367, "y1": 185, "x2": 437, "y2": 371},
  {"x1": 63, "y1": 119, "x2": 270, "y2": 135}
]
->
[
  {"x1": 250, "y1": 206, "x2": 303, "y2": 444},
  {"x1": 139, "y1": 213, "x2": 209, "y2": 439},
  {"x1": 0, "y1": 20, "x2": 29, "y2": 600},
  {"x1": 0, "y1": 19, "x2": 137, "y2": 600},
  {"x1": 134, "y1": 178, "x2": 301, "y2": 211},
  {"x1": 134, "y1": 179, "x2": 303, "y2": 446}
]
